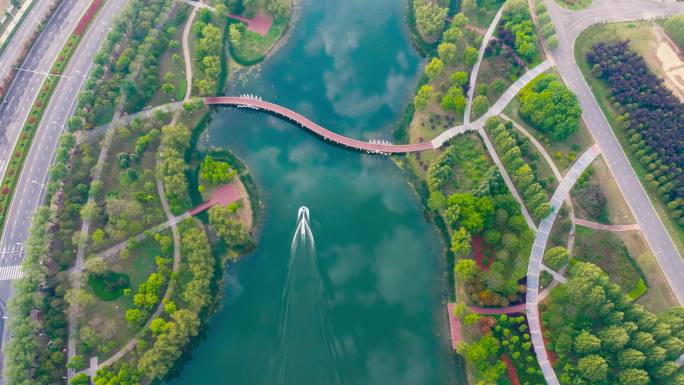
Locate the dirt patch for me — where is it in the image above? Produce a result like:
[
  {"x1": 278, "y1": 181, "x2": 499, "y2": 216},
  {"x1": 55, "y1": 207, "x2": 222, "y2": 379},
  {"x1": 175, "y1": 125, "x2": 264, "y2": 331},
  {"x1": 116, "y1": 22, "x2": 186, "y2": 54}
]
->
[{"x1": 653, "y1": 25, "x2": 684, "y2": 102}]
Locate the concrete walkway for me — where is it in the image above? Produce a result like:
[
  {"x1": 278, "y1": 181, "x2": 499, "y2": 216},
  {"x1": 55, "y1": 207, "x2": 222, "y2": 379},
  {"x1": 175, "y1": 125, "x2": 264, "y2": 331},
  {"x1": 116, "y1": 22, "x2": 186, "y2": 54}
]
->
[
  {"x1": 446, "y1": 303, "x2": 461, "y2": 350},
  {"x1": 470, "y1": 303, "x2": 526, "y2": 315},
  {"x1": 67, "y1": 125, "x2": 116, "y2": 380},
  {"x1": 574, "y1": 218, "x2": 640, "y2": 232},
  {"x1": 181, "y1": 0, "x2": 198, "y2": 101},
  {"x1": 432, "y1": 59, "x2": 553, "y2": 148},
  {"x1": 464, "y1": 6, "x2": 504, "y2": 124},
  {"x1": 525, "y1": 144, "x2": 600, "y2": 385},
  {"x1": 479, "y1": 127, "x2": 537, "y2": 231},
  {"x1": 89, "y1": 183, "x2": 240, "y2": 263},
  {"x1": 499, "y1": 113, "x2": 577, "y2": 253}
]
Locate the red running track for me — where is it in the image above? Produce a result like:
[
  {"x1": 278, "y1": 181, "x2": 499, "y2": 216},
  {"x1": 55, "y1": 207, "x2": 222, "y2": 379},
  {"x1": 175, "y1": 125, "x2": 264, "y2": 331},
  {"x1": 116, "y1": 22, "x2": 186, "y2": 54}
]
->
[{"x1": 204, "y1": 97, "x2": 436, "y2": 154}]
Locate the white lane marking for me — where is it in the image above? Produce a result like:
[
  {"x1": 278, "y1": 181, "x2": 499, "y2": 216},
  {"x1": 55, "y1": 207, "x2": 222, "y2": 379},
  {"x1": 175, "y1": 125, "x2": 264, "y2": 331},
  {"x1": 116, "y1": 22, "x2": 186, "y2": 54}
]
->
[{"x1": 0, "y1": 264, "x2": 23, "y2": 280}]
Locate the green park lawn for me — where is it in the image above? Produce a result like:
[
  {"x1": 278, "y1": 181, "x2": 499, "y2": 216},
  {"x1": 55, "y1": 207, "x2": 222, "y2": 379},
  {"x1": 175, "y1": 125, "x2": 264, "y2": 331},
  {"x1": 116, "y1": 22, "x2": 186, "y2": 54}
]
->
[{"x1": 574, "y1": 21, "x2": 684, "y2": 257}]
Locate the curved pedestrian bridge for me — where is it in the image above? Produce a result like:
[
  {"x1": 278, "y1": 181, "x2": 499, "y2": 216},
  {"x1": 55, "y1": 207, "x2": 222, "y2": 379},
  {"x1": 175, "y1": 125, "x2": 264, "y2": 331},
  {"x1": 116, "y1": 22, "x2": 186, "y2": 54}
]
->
[{"x1": 204, "y1": 96, "x2": 436, "y2": 154}]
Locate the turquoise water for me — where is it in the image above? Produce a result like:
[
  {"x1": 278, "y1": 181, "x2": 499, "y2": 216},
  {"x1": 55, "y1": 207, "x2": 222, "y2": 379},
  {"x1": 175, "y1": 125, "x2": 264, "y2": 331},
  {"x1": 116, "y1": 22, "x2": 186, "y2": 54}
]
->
[{"x1": 169, "y1": 0, "x2": 460, "y2": 383}]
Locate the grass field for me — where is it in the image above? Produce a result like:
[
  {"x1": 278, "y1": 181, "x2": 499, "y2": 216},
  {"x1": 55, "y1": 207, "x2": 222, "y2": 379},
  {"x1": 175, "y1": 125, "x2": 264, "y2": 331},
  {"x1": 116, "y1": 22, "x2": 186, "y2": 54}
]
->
[
  {"x1": 78, "y1": 232, "x2": 167, "y2": 360},
  {"x1": 574, "y1": 21, "x2": 684, "y2": 258},
  {"x1": 573, "y1": 227, "x2": 643, "y2": 296},
  {"x1": 571, "y1": 156, "x2": 636, "y2": 225}
]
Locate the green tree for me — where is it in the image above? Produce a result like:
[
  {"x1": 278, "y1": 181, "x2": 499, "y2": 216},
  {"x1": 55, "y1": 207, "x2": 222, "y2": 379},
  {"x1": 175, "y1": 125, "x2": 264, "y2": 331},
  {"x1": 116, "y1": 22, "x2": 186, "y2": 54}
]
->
[
  {"x1": 161, "y1": 82, "x2": 175, "y2": 96},
  {"x1": 574, "y1": 330, "x2": 601, "y2": 354},
  {"x1": 450, "y1": 227, "x2": 472, "y2": 256},
  {"x1": 438, "y1": 42, "x2": 458, "y2": 64},
  {"x1": 414, "y1": 84, "x2": 433, "y2": 111},
  {"x1": 577, "y1": 354, "x2": 608, "y2": 382},
  {"x1": 618, "y1": 368, "x2": 650, "y2": 385},
  {"x1": 441, "y1": 86, "x2": 466, "y2": 114},
  {"x1": 208, "y1": 204, "x2": 249, "y2": 245},
  {"x1": 200, "y1": 156, "x2": 237, "y2": 184},
  {"x1": 442, "y1": 25, "x2": 463, "y2": 44},
  {"x1": 463, "y1": 46, "x2": 479, "y2": 66},
  {"x1": 519, "y1": 75, "x2": 581, "y2": 140},
  {"x1": 544, "y1": 246, "x2": 569, "y2": 271},
  {"x1": 425, "y1": 57, "x2": 444, "y2": 81},
  {"x1": 619, "y1": 348, "x2": 647, "y2": 369},
  {"x1": 598, "y1": 325, "x2": 630, "y2": 351},
  {"x1": 68, "y1": 355, "x2": 86, "y2": 371},
  {"x1": 472, "y1": 95, "x2": 489, "y2": 118},
  {"x1": 455, "y1": 258, "x2": 478, "y2": 280},
  {"x1": 451, "y1": 71, "x2": 468, "y2": 87},
  {"x1": 414, "y1": 0, "x2": 448, "y2": 37},
  {"x1": 70, "y1": 374, "x2": 90, "y2": 385}
]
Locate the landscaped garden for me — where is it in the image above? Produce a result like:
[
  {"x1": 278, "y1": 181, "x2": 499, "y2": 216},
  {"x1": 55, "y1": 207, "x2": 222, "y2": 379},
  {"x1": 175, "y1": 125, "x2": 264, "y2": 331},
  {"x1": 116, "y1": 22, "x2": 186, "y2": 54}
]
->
[{"x1": 575, "y1": 21, "x2": 684, "y2": 257}]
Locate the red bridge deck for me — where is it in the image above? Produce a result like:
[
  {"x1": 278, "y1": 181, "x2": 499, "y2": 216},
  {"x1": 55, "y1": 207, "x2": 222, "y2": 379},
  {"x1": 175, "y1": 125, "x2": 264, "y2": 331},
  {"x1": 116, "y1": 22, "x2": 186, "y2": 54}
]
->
[{"x1": 204, "y1": 97, "x2": 436, "y2": 154}]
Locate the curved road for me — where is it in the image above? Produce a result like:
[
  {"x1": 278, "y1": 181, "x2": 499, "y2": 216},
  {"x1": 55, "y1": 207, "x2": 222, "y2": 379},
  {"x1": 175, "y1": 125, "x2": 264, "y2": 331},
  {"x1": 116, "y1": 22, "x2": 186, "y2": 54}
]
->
[{"x1": 545, "y1": 0, "x2": 684, "y2": 305}]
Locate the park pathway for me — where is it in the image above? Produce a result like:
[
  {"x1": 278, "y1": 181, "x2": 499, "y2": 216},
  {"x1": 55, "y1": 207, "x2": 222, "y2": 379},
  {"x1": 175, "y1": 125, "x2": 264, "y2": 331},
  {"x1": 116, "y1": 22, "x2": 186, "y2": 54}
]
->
[
  {"x1": 90, "y1": 183, "x2": 240, "y2": 263},
  {"x1": 182, "y1": 0, "x2": 199, "y2": 100},
  {"x1": 574, "y1": 218, "x2": 640, "y2": 232},
  {"x1": 525, "y1": 144, "x2": 600, "y2": 385},
  {"x1": 464, "y1": 6, "x2": 504, "y2": 125}
]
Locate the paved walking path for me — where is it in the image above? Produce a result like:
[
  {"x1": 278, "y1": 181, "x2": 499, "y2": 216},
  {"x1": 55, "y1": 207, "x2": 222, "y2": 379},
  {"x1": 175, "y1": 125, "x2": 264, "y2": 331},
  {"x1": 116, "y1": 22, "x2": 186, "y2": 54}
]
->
[
  {"x1": 67, "y1": 125, "x2": 115, "y2": 379},
  {"x1": 182, "y1": 0, "x2": 199, "y2": 100},
  {"x1": 80, "y1": 179, "x2": 185, "y2": 376},
  {"x1": 540, "y1": 264, "x2": 567, "y2": 284},
  {"x1": 464, "y1": 6, "x2": 504, "y2": 125},
  {"x1": 432, "y1": 59, "x2": 553, "y2": 148},
  {"x1": 525, "y1": 144, "x2": 600, "y2": 385},
  {"x1": 89, "y1": 183, "x2": 239, "y2": 263},
  {"x1": 446, "y1": 303, "x2": 461, "y2": 350},
  {"x1": 574, "y1": 218, "x2": 640, "y2": 232},
  {"x1": 470, "y1": 303, "x2": 526, "y2": 315},
  {"x1": 479, "y1": 128, "x2": 537, "y2": 231}
]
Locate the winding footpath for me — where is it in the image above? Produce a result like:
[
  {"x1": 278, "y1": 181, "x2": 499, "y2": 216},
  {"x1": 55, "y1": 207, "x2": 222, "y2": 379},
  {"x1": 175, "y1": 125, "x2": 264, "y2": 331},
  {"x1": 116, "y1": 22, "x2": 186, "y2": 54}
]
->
[
  {"x1": 525, "y1": 144, "x2": 601, "y2": 385},
  {"x1": 464, "y1": 6, "x2": 504, "y2": 125}
]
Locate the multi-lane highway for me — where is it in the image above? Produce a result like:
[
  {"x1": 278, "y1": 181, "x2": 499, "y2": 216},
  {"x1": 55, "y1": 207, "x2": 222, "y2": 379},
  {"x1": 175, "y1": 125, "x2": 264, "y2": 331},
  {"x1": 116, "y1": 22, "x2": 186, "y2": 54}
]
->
[
  {"x1": 0, "y1": 0, "x2": 91, "y2": 266},
  {"x1": 0, "y1": 0, "x2": 127, "y2": 379},
  {"x1": 0, "y1": 0, "x2": 58, "y2": 81}
]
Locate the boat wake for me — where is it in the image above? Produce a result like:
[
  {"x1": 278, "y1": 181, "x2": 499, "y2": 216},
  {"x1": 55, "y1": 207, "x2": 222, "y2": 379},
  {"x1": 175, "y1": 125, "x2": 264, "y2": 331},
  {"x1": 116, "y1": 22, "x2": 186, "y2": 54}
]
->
[{"x1": 276, "y1": 207, "x2": 341, "y2": 385}]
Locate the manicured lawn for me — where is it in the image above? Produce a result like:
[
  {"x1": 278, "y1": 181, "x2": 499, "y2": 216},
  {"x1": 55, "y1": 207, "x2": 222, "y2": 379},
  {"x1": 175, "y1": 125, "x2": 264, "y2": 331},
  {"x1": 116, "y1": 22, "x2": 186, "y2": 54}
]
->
[
  {"x1": 553, "y1": 0, "x2": 592, "y2": 10},
  {"x1": 88, "y1": 271, "x2": 130, "y2": 301},
  {"x1": 574, "y1": 21, "x2": 684, "y2": 257}
]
